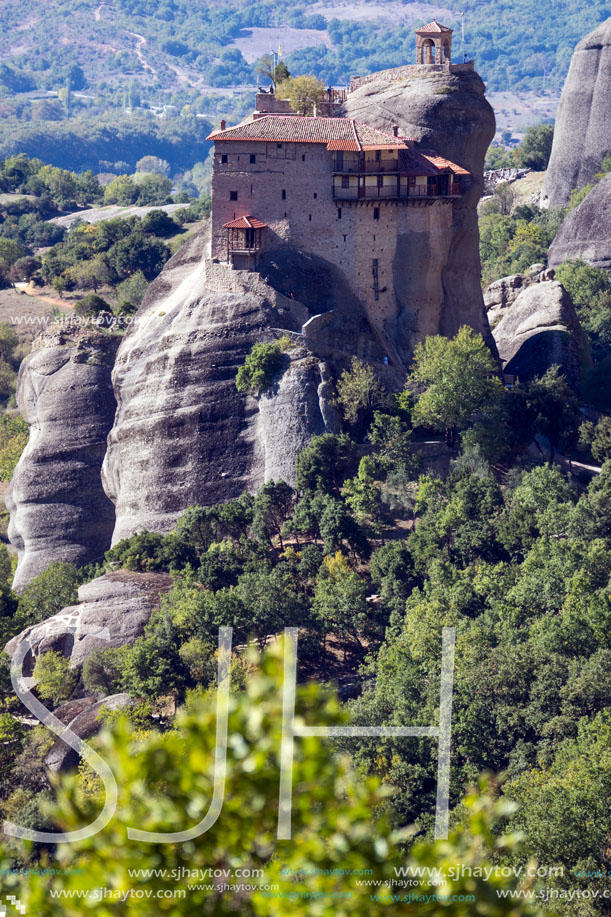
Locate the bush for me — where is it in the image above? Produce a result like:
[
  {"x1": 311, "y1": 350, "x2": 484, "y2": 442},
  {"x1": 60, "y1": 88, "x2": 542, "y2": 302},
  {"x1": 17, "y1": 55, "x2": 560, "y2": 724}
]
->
[
  {"x1": 0, "y1": 413, "x2": 28, "y2": 481},
  {"x1": 74, "y1": 293, "x2": 111, "y2": 318},
  {"x1": 33, "y1": 650, "x2": 77, "y2": 707},
  {"x1": 235, "y1": 341, "x2": 283, "y2": 393}
]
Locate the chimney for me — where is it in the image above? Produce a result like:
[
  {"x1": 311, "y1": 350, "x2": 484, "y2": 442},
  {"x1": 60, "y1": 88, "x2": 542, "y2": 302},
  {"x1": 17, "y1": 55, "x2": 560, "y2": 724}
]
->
[
  {"x1": 313, "y1": 105, "x2": 317, "y2": 118},
  {"x1": 393, "y1": 125, "x2": 399, "y2": 136},
  {"x1": 220, "y1": 119, "x2": 226, "y2": 130}
]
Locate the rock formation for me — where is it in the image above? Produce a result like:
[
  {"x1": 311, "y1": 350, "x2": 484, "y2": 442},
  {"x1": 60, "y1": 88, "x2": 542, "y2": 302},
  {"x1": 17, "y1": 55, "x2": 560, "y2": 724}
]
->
[
  {"x1": 343, "y1": 67, "x2": 496, "y2": 345},
  {"x1": 5, "y1": 570, "x2": 171, "y2": 670},
  {"x1": 45, "y1": 694, "x2": 135, "y2": 772},
  {"x1": 542, "y1": 18, "x2": 611, "y2": 209},
  {"x1": 6, "y1": 325, "x2": 120, "y2": 592},
  {"x1": 548, "y1": 173, "x2": 611, "y2": 271},
  {"x1": 489, "y1": 278, "x2": 592, "y2": 386},
  {"x1": 8, "y1": 67, "x2": 496, "y2": 577}
]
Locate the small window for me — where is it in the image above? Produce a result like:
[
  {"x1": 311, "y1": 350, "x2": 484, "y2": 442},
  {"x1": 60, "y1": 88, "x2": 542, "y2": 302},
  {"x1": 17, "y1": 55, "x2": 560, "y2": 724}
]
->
[
  {"x1": 337, "y1": 208, "x2": 342, "y2": 220},
  {"x1": 302, "y1": 154, "x2": 306, "y2": 161},
  {"x1": 277, "y1": 143, "x2": 282, "y2": 148},
  {"x1": 341, "y1": 176, "x2": 350, "y2": 188},
  {"x1": 281, "y1": 189, "x2": 286, "y2": 200},
  {"x1": 250, "y1": 154, "x2": 256, "y2": 164},
  {"x1": 309, "y1": 214, "x2": 312, "y2": 221},
  {"x1": 230, "y1": 191, "x2": 238, "y2": 201},
  {"x1": 221, "y1": 154, "x2": 228, "y2": 164},
  {"x1": 313, "y1": 193, "x2": 317, "y2": 199},
  {"x1": 373, "y1": 207, "x2": 380, "y2": 220},
  {"x1": 343, "y1": 234, "x2": 347, "y2": 242}
]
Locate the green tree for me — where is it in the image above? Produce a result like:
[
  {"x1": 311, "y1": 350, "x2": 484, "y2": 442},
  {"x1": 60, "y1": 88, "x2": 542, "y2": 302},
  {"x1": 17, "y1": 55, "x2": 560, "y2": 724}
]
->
[
  {"x1": 33, "y1": 650, "x2": 77, "y2": 707},
  {"x1": 18, "y1": 562, "x2": 80, "y2": 627},
  {"x1": 525, "y1": 366, "x2": 580, "y2": 461},
  {"x1": 336, "y1": 357, "x2": 387, "y2": 425},
  {"x1": 515, "y1": 123, "x2": 554, "y2": 171},
  {"x1": 0, "y1": 413, "x2": 28, "y2": 481},
  {"x1": 12, "y1": 644, "x2": 540, "y2": 916},
  {"x1": 103, "y1": 174, "x2": 139, "y2": 206},
  {"x1": 275, "y1": 75, "x2": 326, "y2": 115},
  {"x1": 409, "y1": 327, "x2": 501, "y2": 447}
]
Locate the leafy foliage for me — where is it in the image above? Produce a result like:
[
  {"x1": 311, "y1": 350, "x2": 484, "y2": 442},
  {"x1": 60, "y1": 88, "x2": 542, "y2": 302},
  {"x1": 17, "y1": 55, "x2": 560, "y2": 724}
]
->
[{"x1": 235, "y1": 341, "x2": 284, "y2": 393}]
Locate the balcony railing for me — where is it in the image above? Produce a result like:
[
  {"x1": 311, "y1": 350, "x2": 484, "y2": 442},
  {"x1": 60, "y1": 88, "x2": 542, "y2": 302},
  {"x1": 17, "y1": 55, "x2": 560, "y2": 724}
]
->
[{"x1": 332, "y1": 182, "x2": 461, "y2": 201}]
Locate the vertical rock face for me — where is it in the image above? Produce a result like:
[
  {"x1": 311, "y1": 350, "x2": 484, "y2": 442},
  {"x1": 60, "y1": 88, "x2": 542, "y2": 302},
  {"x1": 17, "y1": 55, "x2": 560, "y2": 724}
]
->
[
  {"x1": 342, "y1": 68, "x2": 496, "y2": 348},
  {"x1": 102, "y1": 233, "x2": 334, "y2": 543},
  {"x1": 548, "y1": 173, "x2": 611, "y2": 271},
  {"x1": 7, "y1": 326, "x2": 120, "y2": 592},
  {"x1": 542, "y1": 18, "x2": 611, "y2": 209}
]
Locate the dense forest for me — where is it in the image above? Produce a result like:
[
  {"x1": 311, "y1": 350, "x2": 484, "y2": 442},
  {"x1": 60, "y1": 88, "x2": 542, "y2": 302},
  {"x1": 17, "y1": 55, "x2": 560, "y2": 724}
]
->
[{"x1": 0, "y1": 320, "x2": 610, "y2": 911}]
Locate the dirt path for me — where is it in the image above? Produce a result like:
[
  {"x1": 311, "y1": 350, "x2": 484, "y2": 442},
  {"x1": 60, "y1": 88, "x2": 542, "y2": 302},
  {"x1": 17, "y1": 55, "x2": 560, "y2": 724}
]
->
[{"x1": 126, "y1": 30, "x2": 157, "y2": 76}]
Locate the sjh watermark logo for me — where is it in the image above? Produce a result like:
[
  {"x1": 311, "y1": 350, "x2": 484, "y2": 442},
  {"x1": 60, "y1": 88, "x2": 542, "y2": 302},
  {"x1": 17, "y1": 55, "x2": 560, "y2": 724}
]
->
[
  {"x1": 0, "y1": 896, "x2": 26, "y2": 915},
  {"x1": 5, "y1": 624, "x2": 456, "y2": 845}
]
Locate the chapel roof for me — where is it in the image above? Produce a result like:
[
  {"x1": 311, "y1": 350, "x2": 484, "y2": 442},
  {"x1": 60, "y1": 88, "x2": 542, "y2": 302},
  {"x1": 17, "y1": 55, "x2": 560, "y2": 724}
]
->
[
  {"x1": 415, "y1": 21, "x2": 454, "y2": 34},
  {"x1": 208, "y1": 116, "x2": 408, "y2": 151}
]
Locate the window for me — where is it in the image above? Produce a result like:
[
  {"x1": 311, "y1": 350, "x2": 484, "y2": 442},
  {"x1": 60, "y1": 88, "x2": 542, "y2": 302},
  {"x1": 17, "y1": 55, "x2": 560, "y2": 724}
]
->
[
  {"x1": 250, "y1": 154, "x2": 256, "y2": 164},
  {"x1": 343, "y1": 234, "x2": 347, "y2": 241},
  {"x1": 221, "y1": 154, "x2": 228, "y2": 164},
  {"x1": 337, "y1": 208, "x2": 342, "y2": 220},
  {"x1": 372, "y1": 259, "x2": 379, "y2": 301},
  {"x1": 277, "y1": 143, "x2": 282, "y2": 148},
  {"x1": 230, "y1": 191, "x2": 238, "y2": 201},
  {"x1": 373, "y1": 208, "x2": 380, "y2": 220},
  {"x1": 341, "y1": 176, "x2": 350, "y2": 188},
  {"x1": 313, "y1": 193, "x2": 317, "y2": 199},
  {"x1": 302, "y1": 154, "x2": 306, "y2": 161},
  {"x1": 309, "y1": 214, "x2": 312, "y2": 221},
  {"x1": 281, "y1": 189, "x2": 286, "y2": 199},
  {"x1": 377, "y1": 175, "x2": 384, "y2": 188}
]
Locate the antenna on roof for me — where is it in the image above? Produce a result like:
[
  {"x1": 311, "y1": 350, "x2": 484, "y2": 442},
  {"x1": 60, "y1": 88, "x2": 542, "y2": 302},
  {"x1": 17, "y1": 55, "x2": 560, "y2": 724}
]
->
[{"x1": 461, "y1": 11, "x2": 465, "y2": 60}]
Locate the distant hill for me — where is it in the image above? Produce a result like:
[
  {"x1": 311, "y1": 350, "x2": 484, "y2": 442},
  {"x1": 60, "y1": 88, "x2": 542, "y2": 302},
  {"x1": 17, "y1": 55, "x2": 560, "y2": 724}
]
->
[{"x1": 0, "y1": 0, "x2": 609, "y2": 174}]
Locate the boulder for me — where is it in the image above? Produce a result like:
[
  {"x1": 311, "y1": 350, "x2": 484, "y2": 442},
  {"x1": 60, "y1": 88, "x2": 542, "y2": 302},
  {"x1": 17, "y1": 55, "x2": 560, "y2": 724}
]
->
[
  {"x1": 5, "y1": 570, "x2": 172, "y2": 671},
  {"x1": 542, "y1": 18, "x2": 611, "y2": 208},
  {"x1": 6, "y1": 325, "x2": 120, "y2": 592},
  {"x1": 491, "y1": 280, "x2": 592, "y2": 386},
  {"x1": 44, "y1": 693, "x2": 135, "y2": 772},
  {"x1": 548, "y1": 173, "x2": 611, "y2": 271}
]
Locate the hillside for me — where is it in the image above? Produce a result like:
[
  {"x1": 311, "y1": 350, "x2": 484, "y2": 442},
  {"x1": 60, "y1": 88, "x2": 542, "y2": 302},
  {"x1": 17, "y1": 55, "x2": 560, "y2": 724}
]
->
[{"x1": 0, "y1": 0, "x2": 608, "y2": 173}]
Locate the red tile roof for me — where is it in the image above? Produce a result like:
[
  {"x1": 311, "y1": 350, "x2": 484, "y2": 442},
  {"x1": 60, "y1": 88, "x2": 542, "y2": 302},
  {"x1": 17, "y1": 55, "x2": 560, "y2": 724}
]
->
[
  {"x1": 223, "y1": 215, "x2": 267, "y2": 229},
  {"x1": 420, "y1": 152, "x2": 470, "y2": 175},
  {"x1": 208, "y1": 116, "x2": 408, "y2": 151},
  {"x1": 416, "y1": 21, "x2": 453, "y2": 34}
]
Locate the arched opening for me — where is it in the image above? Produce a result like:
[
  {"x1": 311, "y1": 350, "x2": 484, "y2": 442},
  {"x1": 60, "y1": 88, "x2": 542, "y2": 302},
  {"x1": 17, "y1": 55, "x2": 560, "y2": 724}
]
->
[
  {"x1": 442, "y1": 39, "x2": 451, "y2": 62},
  {"x1": 422, "y1": 39, "x2": 435, "y2": 64}
]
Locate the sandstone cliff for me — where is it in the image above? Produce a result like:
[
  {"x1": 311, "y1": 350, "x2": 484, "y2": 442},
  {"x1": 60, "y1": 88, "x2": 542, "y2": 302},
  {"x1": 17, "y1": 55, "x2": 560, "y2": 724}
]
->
[
  {"x1": 343, "y1": 67, "x2": 496, "y2": 346},
  {"x1": 542, "y1": 18, "x2": 611, "y2": 209},
  {"x1": 7, "y1": 326, "x2": 120, "y2": 592},
  {"x1": 548, "y1": 173, "x2": 611, "y2": 271}
]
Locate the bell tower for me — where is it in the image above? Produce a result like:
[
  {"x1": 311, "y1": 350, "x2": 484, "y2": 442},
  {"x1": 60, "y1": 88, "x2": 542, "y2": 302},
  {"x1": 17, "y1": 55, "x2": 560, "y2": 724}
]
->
[{"x1": 415, "y1": 21, "x2": 453, "y2": 66}]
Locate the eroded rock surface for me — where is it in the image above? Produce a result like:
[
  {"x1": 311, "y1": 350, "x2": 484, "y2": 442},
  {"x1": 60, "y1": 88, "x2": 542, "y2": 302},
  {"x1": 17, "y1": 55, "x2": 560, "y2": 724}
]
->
[
  {"x1": 5, "y1": 571, "x2": 171, "y2": 669},
  {"x1": 548, "y1": 173, "x2": 611, "y2": 271},
  {"x1": 542, "y1": 18, "x2": 611, "y2": 208},
  {"x1": 491, "y1": 280, "x2": 592, "y2": 386},
  {"x1": 7, "y1": 326, "x2": 120, "y2": 592},
  {"x1": 343, "y1": 67, "x2": 496, "y2": 347}
]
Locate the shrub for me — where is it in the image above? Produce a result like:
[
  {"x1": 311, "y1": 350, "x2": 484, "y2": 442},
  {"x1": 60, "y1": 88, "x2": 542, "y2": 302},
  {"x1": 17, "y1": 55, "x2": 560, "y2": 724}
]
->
[{"x1": 235, "y1": 341, "x2": 283, "y2": 393}]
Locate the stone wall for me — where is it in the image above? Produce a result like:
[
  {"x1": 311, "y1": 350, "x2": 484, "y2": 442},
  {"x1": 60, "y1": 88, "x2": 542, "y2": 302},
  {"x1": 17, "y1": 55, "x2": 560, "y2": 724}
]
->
[{"x1": 210, "y1": 138, "x2": 454, "y2": 367}]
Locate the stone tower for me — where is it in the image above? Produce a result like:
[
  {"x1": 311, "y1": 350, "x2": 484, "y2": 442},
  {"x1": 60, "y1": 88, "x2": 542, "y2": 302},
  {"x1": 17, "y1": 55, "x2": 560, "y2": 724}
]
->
[{"x1": 416, "y1": 22, "x2": 453, "y2": 65}]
